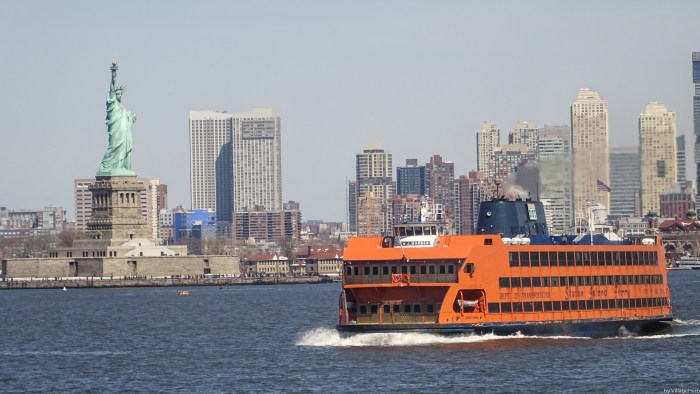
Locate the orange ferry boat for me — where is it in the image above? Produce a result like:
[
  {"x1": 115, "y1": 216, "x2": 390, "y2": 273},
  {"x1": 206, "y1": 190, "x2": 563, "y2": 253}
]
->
[{"x1": 337, "y1": 198, "x2": 673, "y2": 337}]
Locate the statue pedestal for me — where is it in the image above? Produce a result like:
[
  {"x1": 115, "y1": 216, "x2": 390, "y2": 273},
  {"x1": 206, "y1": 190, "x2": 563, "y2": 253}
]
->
[{"x1": 86, "y1": 176, "x2": 150, "y2": 240}]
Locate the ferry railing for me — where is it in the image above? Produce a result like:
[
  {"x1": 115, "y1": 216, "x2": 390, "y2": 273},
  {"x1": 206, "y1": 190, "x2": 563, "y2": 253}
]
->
[
  {"x1": 355, "y1": 313, "x2": 439, "y2": 324},
  {"x1": 344, "y1": 273, "x2": 456, "y2": 285}
]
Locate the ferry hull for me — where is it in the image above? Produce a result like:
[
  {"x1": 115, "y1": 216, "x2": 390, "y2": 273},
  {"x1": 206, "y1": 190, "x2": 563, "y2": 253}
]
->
[{"x1": 336, "y1": 316, "x2": 673, "y2": 338}]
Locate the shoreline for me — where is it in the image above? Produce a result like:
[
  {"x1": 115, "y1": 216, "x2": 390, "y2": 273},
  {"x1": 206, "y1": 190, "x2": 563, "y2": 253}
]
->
[{"x1": 0, "y1": 275, "x2": 337, "y2": 290}]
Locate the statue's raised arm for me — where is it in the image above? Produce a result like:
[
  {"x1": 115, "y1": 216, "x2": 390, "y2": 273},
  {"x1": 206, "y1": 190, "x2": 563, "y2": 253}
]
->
[{"x1": 97, "y1": 60, "x2": 137, "y2": 177}]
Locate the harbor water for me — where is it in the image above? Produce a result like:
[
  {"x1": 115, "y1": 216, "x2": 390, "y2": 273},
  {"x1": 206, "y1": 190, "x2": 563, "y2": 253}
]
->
[{"x1": 1, "y1": 271, "x2": 699, "y2": 393}]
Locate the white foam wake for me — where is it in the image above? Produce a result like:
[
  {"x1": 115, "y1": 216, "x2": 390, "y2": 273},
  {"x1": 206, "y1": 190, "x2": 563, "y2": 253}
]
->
[{"x1": 295, "y1": 328, "x2": 588, "y2": 347}]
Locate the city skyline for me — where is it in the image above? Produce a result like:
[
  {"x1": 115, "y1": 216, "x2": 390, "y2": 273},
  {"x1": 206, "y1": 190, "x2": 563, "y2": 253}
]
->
[{"x1": 2, "y1": 1, "x2": 700, "y2": 222}]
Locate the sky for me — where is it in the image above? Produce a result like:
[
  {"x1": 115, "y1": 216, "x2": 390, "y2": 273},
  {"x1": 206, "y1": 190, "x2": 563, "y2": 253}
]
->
[{"x1": 1, "y1": 1, "x2": 699, "y2": 223}]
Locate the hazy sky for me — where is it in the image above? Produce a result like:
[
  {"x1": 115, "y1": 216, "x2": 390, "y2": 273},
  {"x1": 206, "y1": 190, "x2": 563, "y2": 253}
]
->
[{"x1": 1, "y1": 1, "x2": 699, "y2": 222}]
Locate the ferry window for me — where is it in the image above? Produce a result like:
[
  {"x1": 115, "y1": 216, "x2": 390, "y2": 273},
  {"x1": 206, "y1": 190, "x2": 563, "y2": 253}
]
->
[
  {"x1": 608, "y1": 275, "x2": 615, "y2": 285},
  {"x1": 353, "y1": 267, "x2": 359, "y2": 275},
  {"x1": 601, "y1": 299, "x2": 609, "y2": 309},
  {"x1": 371, "y1": 305, "x2": 378, "y2": 314},
  {"x1": 484, "y1": 238, "x2": 493, "y2": 245},
  {"x1": 364, "y1": 266, "x2": 370, "y2": 275},
  {"x1": 427, "y1": 304, "x2": 434, "y2": 313},
  {"x1": 410, "y1": 266, "x2": 416, "y2": 275},
  {"x1": 520, "y1": 252, "x2": 530, "y2": 266},
  {"x1": 641, "y1": 252, "x2": 648, "y2": 265},
  {"x1": 530, "y1": 252, "x2": 539, "y2": 267},
  {"x1": 532, "y1": 277, "x2": 542, "y2": 287},
  {"x1": 488, "y1": 303, "x2": 500, "y2": 313},
  {"x1": 383, "y1": 266, "x2": 389, "y2": 275},
  {"x1": 586, "y1": 300, "x2": 593, "y2": 310},
  {"x1": 393, "y1": 305, "x2": 400, "y2": 313},
  {"x1": 613, "y1": 252, "x2": 620, "y2": 266},
  {"x1": 511, "y1": 277, "x2": 521, "y2": 287},
  {"x1": 513, "y1": 302, "x2": 523, "y2": 312},
  {"x1": 558, "y1": 251, "x2": 567, "y2": 266},
  {"x1": 629, "y1": 275, "x2": 636, "y2": 285},
  {"x1": 552, "y1": 301, "x2": 561, "y2": 311},
  {"x1": 391, "y1": 266, "x2": 398, "y2": 274},
  {"x1": 396, "y1": 227, "x2": 405, "y2": 237},
  {"x1": 623, "y1": 299, "x2": 630, "y2": 309},
  {"x1": 615, "y1": 300, "x2": 623, "y2": 308},
  {"x1": 384, "y1": 305, "x2": 390, "y2": 314},
  {"x1": 523, "y1": 302, "x2": 533, "y2": 312},
  {"x1": 534, "y1": 302, "x2": 543, "y2": 312},
  {"x1": 420, "y1": 266, "x2": 427, "y2": 274},
  {"x1": 632, "y1": 252, "x2": 639, "y2": 266},
  {"x1": 591, "y1": 252, "x2": 598, "y2": 266},
  {"x1": 559, "y1": 276, "x2": 567, "y2": 286},
  {"x1": 569, "y1": 276, "x2": 577, "y2": 286},
  {"x1": 415, "y1": 227, "x2": 423, "y2": 236},
  {"x1": 439, "y1": 265, "x2": 446, "y2": 274},
  {"x1": 414, "y1": 304, "x2": 421, "y2": 313},
  {"x1": 430, "y1": 226, "x2": 437, "y2": 235},
  {"x1": 550, "y1": 276, "x2": 558, "y2": 286},
  {"x1": 499, "y1": 277, "x2": 510, "y2": 288},
  {"x1": 447, "y1": 265, "x2": 454, "y2": 274},
  {"x1": 509, "y1": 252, "x2": 519, "y2": 267},
  {"x1": 372, "y1": 266, "x2": 379, "y2": 275},
  {"x1": 521, "y1": 277, "x2": 532, "y2": 287},
  {"x1": 346, "y1": 267, "x2": 352, "y2": 276},
  {"x1": 540, "y1": 252, "x2": 549, "y2": 266},
  {"x1": 404, "y1": 304, "x2": 412, "y2": 313},
  {"x1": 543, "y1": 301, "x2": 553, "y2": 311},
  {"x1": 567, "y1": 252, "x2": 575, "y2": 266},
  {"x1": 561, "y1": 301, "x2": 570, "y2": 311},
  {"x1": 406, "y1": 227, "x2": 414, "y2": 236},
  {"x1": 360, "y1": 305, "x2": 367, "y2": 314},
  {"x1": 583, "y1": 252, "x2": 590, "y2": 266},
  {"x1": 550, "y1": 251, "x2": 558, "y2": 266},
  {"x1": 423, "y1": 226, "x2": 432, "y2": 235},
  {"x1": 597, "y1": 251, "x2": 605, "y2": 265},
  {"x1": 429, "y1": 266, "x2": 435, "y2": 274},
  {"x1": 577, "y1": 276, "x2": 585, "y2": 286},
  {"x1": 501, "y1": 303, "x2": 512, "y2": 313},
  {"x1": 575, "y1": 252, "x2": 583, "y2": 266},
  {"x1": 401, "y1": 265, "x2": 408, "y2": 274},
  {"x1": 605, "y1": 251, "x2": 613, "y2": 266},
  {"x1": 620, "y1": 251, "x2": 627, "y2": 265}
]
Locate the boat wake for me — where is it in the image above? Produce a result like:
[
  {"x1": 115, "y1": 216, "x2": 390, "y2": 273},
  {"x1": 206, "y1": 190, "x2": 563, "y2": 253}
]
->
[{"x1": 296, "y1": 328, "x2": 589, "y2": 347}]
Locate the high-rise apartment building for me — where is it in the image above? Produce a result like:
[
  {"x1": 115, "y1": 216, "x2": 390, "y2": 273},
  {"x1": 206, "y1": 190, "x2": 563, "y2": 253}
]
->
[
  {"x1": 639, "y1": 102, "x2": 677, "y2": 216},
  {"x1": 509, "y1": 121, "x2": 539, "y2": 155},
  {"x1": 355, "y1": 147, "x2": 393, "y2": 235},
  {"x1": 347, "y1": 180, "x2": 357, "y2": 233},
  {"x1": 396, "y1": 159, "x2": 429, "y2": 196},
  {"x1": 570, "y1": 88, "x2": 609, "y2": 227},
  {"x1": 148, "y1": 180, "x2": 168, "y2": 239},
  {"x1": 609, "y1": 147, "x2": 641, "y2": 218},
  {"x1": 232, "y1": 108, "x2": 282, "y2": 212},
  {"x1": 537, "y1": 125, "x2": 572, "y2": 234},
  {"x1": 490, "y1": 143, "x2": 533, "y2": 183},
  {"x1": 427, "y1": 154, "x2": 454, "y2": 228},
  {"x1": 476, "y1": 122, "x2": 500, "y2": 176},
  {"x1": 189, "y1": 110, "x2": 233, "y2": 222}
]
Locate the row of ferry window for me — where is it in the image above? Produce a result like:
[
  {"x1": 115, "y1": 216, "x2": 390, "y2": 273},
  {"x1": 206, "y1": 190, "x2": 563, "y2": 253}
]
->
[
  {"x1": 346, "y1": 264, "x2": 456, "y2": 276},
  {"x1": 508, "y1": 251, "x2": 658, "y2": 267},
  {"x1": 487, "y1": 297, "x2": 669, "y2": 313},
  {"x1": 358, "y1": 303, "x2": 440, "y2": 315},
  {"x1": 498, "y1": 274, "x2": 664, "y2": 288}
]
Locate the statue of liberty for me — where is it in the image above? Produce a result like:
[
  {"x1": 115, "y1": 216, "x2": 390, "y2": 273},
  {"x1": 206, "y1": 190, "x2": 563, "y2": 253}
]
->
[{"x1": 97, "y1": 60, "x2": 136, "y2": 176}]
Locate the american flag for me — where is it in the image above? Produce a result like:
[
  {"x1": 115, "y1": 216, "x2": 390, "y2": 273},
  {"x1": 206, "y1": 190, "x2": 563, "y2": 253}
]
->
[{"x1": 597, "y1": 179, "x2": 611, "y2": 192}]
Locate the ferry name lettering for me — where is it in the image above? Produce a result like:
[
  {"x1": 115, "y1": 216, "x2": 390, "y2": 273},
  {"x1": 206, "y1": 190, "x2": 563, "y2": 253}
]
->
[
  {"x1": 590, "y1": 289, "x2": 608, "y2": 297},
  {"x1": 399, "y1": 241, "x2": 431, "y2": 246},
  {"x1": 616, "y1": 289, "x2": 630, "y2": 297},
  {"x1": 565, "y1": 288, "x2": 583, "y2": 298},
  {"x1": 499, "y1": 292, "x2": 509, "y2": 300},
  {"x1": 520, "y1": 292, "x2": 550, "y2": 299}
]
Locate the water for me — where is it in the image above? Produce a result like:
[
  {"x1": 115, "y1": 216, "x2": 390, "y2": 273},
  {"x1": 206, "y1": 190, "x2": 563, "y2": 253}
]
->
[{"x1": 1, "y1": 272, "x2": 699, "y2": 393}]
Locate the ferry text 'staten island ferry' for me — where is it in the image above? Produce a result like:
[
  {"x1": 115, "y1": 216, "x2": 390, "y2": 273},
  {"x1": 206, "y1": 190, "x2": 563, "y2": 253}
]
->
[{"x1": 337, "y1": 198, "x2": 673, "y2": 337}]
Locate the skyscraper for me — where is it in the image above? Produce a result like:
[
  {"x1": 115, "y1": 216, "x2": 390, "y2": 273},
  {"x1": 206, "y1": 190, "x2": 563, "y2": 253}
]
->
[
  {"x1": 609, "y1": 147, "x2": 641, "y2": 218},
  {"x1": 693, "y1": 52, "x2": 700, "y2": 203},
  {"x1": 570, "y1": 88, "x2": 609, "y2": 227},
  {"x1": 476, "y1": 122, "x2": 500, "y2": 176},
  {"x1": 396, "y1": 159, "x2": 429, "y2": 196},
  {"x1": 677, "y1": 135, "x2": 687, "y2": 184},
  {"x1": 189, "y1": 110, "x2": 233, "y2": 222},
  {"x1": 232, "y1": 108, "x2": 282, "y2": 212},
  {"x1": 355, "y1": 147, "x2": 393, "y2": 235},
  {"x1": 639, "y1": 102, "x2": 677, "y2": 216},
  {"x1": 509, "y1": 121, "x2": 539, "y2": 154},
  {"x1": 537, "y1": 125, "x2": 572, "y2": 234}
]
